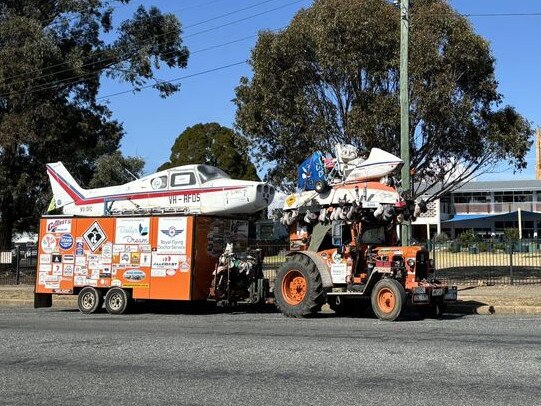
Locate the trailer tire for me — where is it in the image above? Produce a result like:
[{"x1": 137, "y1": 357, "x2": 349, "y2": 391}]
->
[
  {"x1": 371, "y1": 279, "x2": 406, "y2": 321},
  {"x1": 78, "y1": 287, "x2": 103, "y2": 314},
  {"x1": 275, "y1": 254, "x2": 325, "y2": 318},
  {"x1": 104, "y1": 288, "x2": 131, "y2": 315}
]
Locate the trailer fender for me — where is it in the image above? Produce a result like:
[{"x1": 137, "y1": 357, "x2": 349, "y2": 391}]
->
[{"x1": 286, "y1": 251, "x2": 333, "y2": 288}]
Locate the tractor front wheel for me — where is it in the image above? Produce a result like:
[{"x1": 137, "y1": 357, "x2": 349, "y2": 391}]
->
[
  {"x1": 275, "y1": 255, "x2": 325, "y2": 317},
  {"x1": 371, "y1": 279, "x2": 406, "y2": 321}
]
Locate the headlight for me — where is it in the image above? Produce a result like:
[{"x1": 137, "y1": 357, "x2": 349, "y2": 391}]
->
[{"x1": 407, "y1": 258, "x2": 415, "y2": 267}]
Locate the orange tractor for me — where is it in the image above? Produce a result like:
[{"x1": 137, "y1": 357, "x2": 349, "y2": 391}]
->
[{"x1": 274, "y1": 220, "x2": 457, "y2": 321}]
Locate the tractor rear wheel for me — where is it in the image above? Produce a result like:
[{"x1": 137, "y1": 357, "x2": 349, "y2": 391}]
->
[
  {"x1": 371, "y1": 279, "x2": 406, "y2": 321},
  {"x1": 275, "y1": 254, "x2": 325, "y2": 317}
]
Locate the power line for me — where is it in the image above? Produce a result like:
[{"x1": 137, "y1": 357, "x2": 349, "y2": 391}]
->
[
  {"x1": 96, "y1": 60, "x2": 247, "y2": 100},
  {"x1": 0, "y1": 0, "x2": 285, "y2": 87},
  {"x1": 464, "y1": 12, "x2": 541, "y2": 17},
  {"x1": 0, "y1": 24, "x2": 286, "y2": 100},
  {"x1": 0, "y1": 1, "x2": 301, "y2": 99}
]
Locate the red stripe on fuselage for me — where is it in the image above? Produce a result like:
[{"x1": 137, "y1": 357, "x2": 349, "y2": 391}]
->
[
  {"x1": 47, "y1": 167, "x2": 246, "y2": 205},
  {"x1": 77, "y1": 186, "x2": 246, "y2": 205}
]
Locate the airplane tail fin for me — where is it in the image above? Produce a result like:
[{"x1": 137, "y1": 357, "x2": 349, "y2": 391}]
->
[{"x1": 46, "y1": 162, "x2": 85, "y2": 209}]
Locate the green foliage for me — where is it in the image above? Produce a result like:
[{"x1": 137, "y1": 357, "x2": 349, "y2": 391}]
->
[
  {"x1": 434, "y1": 232, "x2": 449, "y2": 243},
  {"x1": 503, "y1": 228, "x2": 520, "y2": 242},
  {"x1": 234, "y1": 0, "x2": 532, "y2": 192},
  {"x1": 457, "y1": 229, "x2": 479, "y2": 245},
  {"x1": 0, "y1": 1, "x2": 189, "y2": 246},
  {"x1": 159, "y1": 123, "x2": 259, "y2": 181},
  {"x1": 88, "y1": 152, "x2": 145, "y2": 188}
]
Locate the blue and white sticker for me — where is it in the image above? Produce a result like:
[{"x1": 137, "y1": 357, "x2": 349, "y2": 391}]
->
[{"x1": 59, "y1": 234, "x2": 74, "y2": 250}]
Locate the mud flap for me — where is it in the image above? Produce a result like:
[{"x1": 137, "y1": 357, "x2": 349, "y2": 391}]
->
[{"x1": 34, "y1": 293, "x2": 52, "y2": 308}]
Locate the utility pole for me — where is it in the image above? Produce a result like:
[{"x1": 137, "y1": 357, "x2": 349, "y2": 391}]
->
[{"x1": 400, "y1": 0, "x2": 410, "y2": 246}]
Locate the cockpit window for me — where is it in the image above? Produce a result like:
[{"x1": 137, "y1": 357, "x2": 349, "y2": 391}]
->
[
  {"x1": 171, "y1": 172, "x2": 196, "y2": 187},
  {"x1": 151, "y1": 176, "x2": 167, "y2": 190},
  {"x1": 197, "y1": 165, "x2": 230, "y2": 183}
]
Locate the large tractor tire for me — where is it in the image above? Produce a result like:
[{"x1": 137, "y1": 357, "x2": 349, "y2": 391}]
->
[
  {"x1": 371, "y1": 279, "x2": 406, "y2": 321},
  {"x1": 275, "y1": 254, "x2": 325, "y2": 317}
]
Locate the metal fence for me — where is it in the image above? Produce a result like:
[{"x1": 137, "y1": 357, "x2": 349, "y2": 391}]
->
[
  {"x1": 431, "y1": 239, "x2": 541, "y2": 285},
  {"x1": 0, "y1": 245, "x2": 38, "y2": 285},
  {"x1": 3, "y1": 239, "x2": 541, "y2": 286}
]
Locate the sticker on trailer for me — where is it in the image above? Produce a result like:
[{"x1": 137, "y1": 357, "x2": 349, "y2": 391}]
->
[
  {"x1": 115, "y1": 218, "x2": 150, "y2": 244},
  {"x1": 39, "y1": 264, "x2": 52, "y2": 273},
  {"x1": 44, "y1": 282, "x2": 60, "y2": 290},
  {"x1": 179, "y1": 261, "x2": 190, "y2": 272},
  {"x1": 101, "y1": 243, "x2": 112, "y2": 259},
  {"x1": 139, "y1": 244, "x2": 151, "y2": 253},
  {"x1": 140, "y1": 253, "x2": 151, "y2": 267},
  {"x1": 74, "y1": 266, "x2": 86, "y2": 276},
  {"x1": 166, "y1": 269, "x2": 176, "y2": 276},
  {"x1": 151, "y1": 254, "x2": 181, "y2": 269},
  {"x1": 131, "y1": 252, "x2": 140, "y2": 265},
  {"x1": 52, "y1": 264, "x2": 62, "y2": 276},
  {"x1": 63, "y1": 255, "x2": 74, "y2": 264},
  {"x1": 41, "y1": 234, "x2": 56, "y2": 254},
  {"x1": 39, "y1": 254, "x2": 51, "y2": 264},
  {"x1": 157, "y1": 217, "x2": 187, "y2": 254},
  {"x1": 85, "y1": 279, "x2": 98, "y2": 287},
  {"x1": 52, "y1": 254, "x2": 62, "y2": 264},
  {"x1": 46, "y1": 219, "x2": 72, "y2": 234},
  {"x1": 75, "y1": 240, "x2": 84, "y2": 256},
  {"x1": 75, "y1": 256, "x2": 85, "y2": 266},
  {"x1": 59, "y1": 234, "x2": 73, "y2": 250},
  {"x1": 330, "y1": 263, "x2": 348, "y2": 284},
  {"x1": 113, "y1": 244, "x2": 125, "y2": 253},
  {"x1": 119, "y1": 253, "x2": 130, "y2": 265},
  {"x1": 151, "y1": 269, "x2": 166, "y2": 277},
  {"x1": 74, "y1": 276, "x2": 86, "y2": 286},
  {"x1": 83, "y1": 222, "x2": 107, "y2": 252},
  {"x1": 100, "y1": 267, "x2": 112, "y2": 278},
  {"x1": 38, "y1": 272, "x2": 47, "y2": 284},
  {"x1": 111, "y1": 279, "x2": 122, "y2": 287},
  {"x1": 63, "y1": 264, "x2": 74, "y2": 277},
  {"x1": 123, "y1": 269, "x2": 146, "y2": 282},
  {"x1": 90, "y1": 269, "x2": 100, "y2": 279}
]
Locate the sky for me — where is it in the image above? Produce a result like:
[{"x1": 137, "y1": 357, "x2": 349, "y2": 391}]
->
[{"x1": 98, "y1": 0, "x2": 541, "y2": 181}]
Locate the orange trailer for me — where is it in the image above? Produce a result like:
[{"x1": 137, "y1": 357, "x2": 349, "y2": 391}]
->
[{"x1": 34, "y1": 214, "x2": 257, "y2": 314}]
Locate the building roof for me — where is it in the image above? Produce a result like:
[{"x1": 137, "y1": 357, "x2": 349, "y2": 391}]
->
[{"x1": 453, "y1": 180, "x2": 541, "y2": 193}]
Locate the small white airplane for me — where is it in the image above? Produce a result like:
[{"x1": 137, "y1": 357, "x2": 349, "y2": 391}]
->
[{"x1": 46, "y1": 162, "x2": 275, "y2": 216}]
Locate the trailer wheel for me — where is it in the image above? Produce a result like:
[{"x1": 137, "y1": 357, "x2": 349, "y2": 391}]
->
[
  {"x1": 77, "y1": 287, "x2": 103, "y2": 314},
  {"x1": 275, "y1": 254, "x2": 325, "y2": 317},
  {"x1": 371, "y1": 279, "x2": 406, "y2": 321},
  {"x1": 104, "y1": 288, "x2": 131, "y2": 315}
]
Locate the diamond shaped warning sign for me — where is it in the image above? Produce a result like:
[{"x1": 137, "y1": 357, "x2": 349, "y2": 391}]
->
[{"x1": 83, "y1": 222, "x2": 107, "y2": 252}]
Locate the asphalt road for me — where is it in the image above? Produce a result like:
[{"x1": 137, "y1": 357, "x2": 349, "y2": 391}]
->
[{"x1": 0, "y1": 307, "x2": 540, "y2": 406}]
